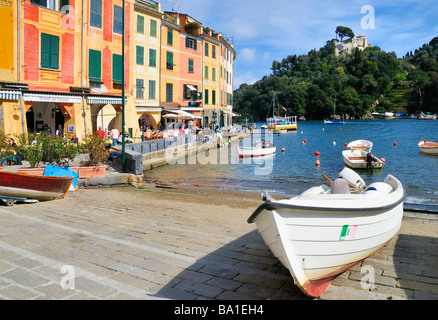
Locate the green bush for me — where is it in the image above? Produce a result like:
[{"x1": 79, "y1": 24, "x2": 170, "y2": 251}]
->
[{"x1": 80, "y1": 133, "x2": 109, "y2": 166}]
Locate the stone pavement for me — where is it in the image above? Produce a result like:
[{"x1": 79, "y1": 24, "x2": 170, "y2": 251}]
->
[{"x1": 0, "y1": 186, "x2": 437, "y2": 300}]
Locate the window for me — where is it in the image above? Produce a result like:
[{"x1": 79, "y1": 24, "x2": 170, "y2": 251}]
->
[
  {"x1": 148, "y1": 80, "x2": 156, "y2": 100},
  {"x1": 188, "y1": 58, "x2": 194, "y2": 73},
  {"x1": 167, "y1": 28, "x2": 173, "y2": 46},
  {"x1": 205, "y1": 43, "x2": 209, "y2": 57},
  {"x1": 166, "y1": 83, "x2": 173, "y2": 102},
  {"x1": 136, "y1": 46, "x2": 144, "y2": 65},
  {"x1": 212, "y1": 68, "x2": 216, "y2": 81},
  {"x1": 212, "y1": 45, "x2": 216, "y2": 59},
  {"x1": 204, "y1": 89, "x2": 209, "y2": 104},
  {"x1": 204, "y1": 66, "x2": 208, "y2": 79},
  {"x1": 113, "y1": 5, "x2": 122, "y2": 34},
  {"x1": 112, "y1": 54, "x2": 122, "y2": 84},
  {"x1": 166, "y1": 51, "x2": 173, "y2": 70},
  {"x1": 212, "y1": 90, "x2": 216, "y2": 105},
  {"x1": 89, "y1": 49, "x2": 101, "y2": 82},
  {"x1": 150, "y1": 20, "x2": 157, "y2": 38},
  {"x1": 90, "y1": 0, "x2": 102, "y2": 28},
  {"x1": 31, "y1": 0, "x2": 69, "y2": 12},
  {"x1": 136, "y1": 79, "x2": 144, "y2": 99},
  {"x1": 137, "y1": 15, "x2": 144, "y2": 34},
  {"x1": 149, "y1": 49, "x2": 156, "y2": 67},
  {"x1": 186, "y1": 37, "x2": 197, "y2": 50},
  {"x1": 183, "y1": 85, "x2": 191, "y2": 100},
  {"x1": 41, "y1": 33, "x2": 59, "y2": 70}
]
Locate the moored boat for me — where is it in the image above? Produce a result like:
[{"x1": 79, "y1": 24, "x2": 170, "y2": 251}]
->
[
  {"x1": 0, "y1": 170, "x2": 73, "y2": 201},
  {"x1": 347, "y1": 139, "x2": 373, "y2": 153},
  {"x1": 237, "y1": 141, "x2": 276, "y2": 158},
  {"x1": 342, "y1": 149, "x2": 384, "y2": 169},
  {"x1": 418, "y1": 139, "x2": 438, "y2": 155},
  {"x1": 248, "y1": 168, "x2": 405, "y2": 297}
]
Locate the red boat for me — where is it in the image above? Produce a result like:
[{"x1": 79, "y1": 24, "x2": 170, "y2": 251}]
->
[{"x1": 0, "y1": 170, "x2": 73, "y2": 202}]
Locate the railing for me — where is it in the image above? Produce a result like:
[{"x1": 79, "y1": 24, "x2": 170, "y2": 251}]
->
[{"x1": 136, "y1": 0, "x2": 159, "y2": 10}]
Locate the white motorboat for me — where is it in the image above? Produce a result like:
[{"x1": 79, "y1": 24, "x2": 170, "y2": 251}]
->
[
  {"x1": 347, "y1": 139, "x2": 373, "y2": 153},
  {"x1": 342, "y1": 149, "x2": 384, "y2": 169},
  {"x1": 248, "y1": 168, "x2": 405, "y2": 297},
  {"x1": 237, "y1": 141, "x2": 276, "y2": 158},
  {"x1": 418, "y1": 139, "x2": 438, "y2": 155}
]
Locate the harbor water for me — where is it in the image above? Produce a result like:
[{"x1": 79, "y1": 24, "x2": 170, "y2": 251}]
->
[{"x1": 143, "y1": 119, "x2": 438, "y2": 212}]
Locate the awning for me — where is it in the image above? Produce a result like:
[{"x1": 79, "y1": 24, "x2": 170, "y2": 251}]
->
[
  {"x1": 87, "y1": 96, "x2": 127, "y2": 105},
  {"x1": 0, "y1": 90, "x2": 21, "y2": 100},
  {"x1": 23, "y1": 93, "x2": 81, "y2": 103},
  {"x1": 186, "y1": 85, "x2": 198, "y2": 91},
  {"x1": 163, "y1": 109, "x2": 202, "y2": 119}
]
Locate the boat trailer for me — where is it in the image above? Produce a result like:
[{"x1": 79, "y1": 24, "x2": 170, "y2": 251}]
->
[{"x1": 0, "y1": 195, "x2": 38, "y2": 206}]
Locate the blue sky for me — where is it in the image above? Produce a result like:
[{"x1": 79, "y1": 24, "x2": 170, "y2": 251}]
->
[{"x1": 165, "y1": 0, "x2": 438, "y2": 88}]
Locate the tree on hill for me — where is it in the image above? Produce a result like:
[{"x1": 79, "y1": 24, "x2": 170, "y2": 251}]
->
[{"x1": 335, "y1": 26, "x2": 355, "y2": 41}]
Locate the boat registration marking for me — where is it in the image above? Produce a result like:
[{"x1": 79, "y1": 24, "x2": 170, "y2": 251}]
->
[{"x1": 339, "y1": 225, "x2": 358, "y2": 241}]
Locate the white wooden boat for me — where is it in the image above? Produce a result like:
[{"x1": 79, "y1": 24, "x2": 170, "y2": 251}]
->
[
  {"x1": 273, "y1": 128, "x2": 287, "y2": 134},
  {"x1": 248, "y1": 168, "x2": 405, "y2": 297},
  {"x1": 266, "y1": 92, "x2": 298, "y2": 132},
  {"x1": 418, "y1": 139, "x2": 438, "y2": 155},
  {"x1": 347, "y1": 139, "x2": 373, "y2": 153},
  {"x1": 342, "y1": 149, "x2": 384, "y2": 169},
  {"x1": 237, "y1": 142, "x2": 276, "y2": 158}
]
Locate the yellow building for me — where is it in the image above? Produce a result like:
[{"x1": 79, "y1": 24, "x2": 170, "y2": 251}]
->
[
  {"x1": 160, "y1": 11, "x2": 180, "y2": 115},
  {"x1": 132, "y1": 0, "x2": 162, "y2": 131}
]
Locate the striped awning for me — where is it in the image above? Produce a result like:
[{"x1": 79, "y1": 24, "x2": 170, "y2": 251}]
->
[
  {"x1": 23, "y1": 93, "x2": 81, "y2": 103},
  {"x1": 87, "y1": 96, "x2": 127, "y2": 105},
  {"x1": 0, "y1": 90, "x2": 22, "y2": 100}
]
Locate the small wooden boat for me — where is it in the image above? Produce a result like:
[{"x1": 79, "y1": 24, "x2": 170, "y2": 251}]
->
[
  {"x1": 248, "y1": 168, "x2": 405, "y2": 297},
  {"x1": 347, "y1": 139, "x2": 373, "y2": 153},
  {"x1": 0, "y1": 170, "x2": 73, "y2": 202},
  {"x1": 273, "y1": 128, "x2": 287, "y2": 134},
  {"x1": 342, "y1": 149, "x2": 384, "y2": 169},
  {"x1": 418, "y1": 139, "x2": 438, "y2": 155},
  {"x1": 324, "y1": 119, "x2": 345, "y2": 125},
  {"x1": 237, "y1": 141, "x2": 276, "y2": 158}
]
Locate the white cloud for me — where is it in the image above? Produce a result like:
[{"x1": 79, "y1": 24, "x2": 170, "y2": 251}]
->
[{"x1": 237, "y1": 48, "x2": 256, "y2": 63}]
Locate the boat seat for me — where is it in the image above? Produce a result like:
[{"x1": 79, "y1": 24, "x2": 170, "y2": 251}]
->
[{"x1": 330, "y1": 179, "x2": 350, "y2": 194}]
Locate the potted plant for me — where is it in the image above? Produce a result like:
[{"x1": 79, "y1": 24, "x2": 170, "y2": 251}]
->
[{"x1": 72, "y1": 133, "x2": 109, "y2": 178}]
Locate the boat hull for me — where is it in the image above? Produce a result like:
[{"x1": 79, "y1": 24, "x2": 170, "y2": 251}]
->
[
  {"x1": 248, "y1": 175, "x2": 405, "y2": 297},
  {"x1": 342, "y1": 149, "x2": 384, "y2": 169},
  {"x1": 237, "y1": 146, "x2": 276, "y2": 158},
  {"x1": 418, "y1": 140, "x2": 438, "y2": 155},
  {"x1": 0, "y1": 171, "x2": 73, "y2": 201}
]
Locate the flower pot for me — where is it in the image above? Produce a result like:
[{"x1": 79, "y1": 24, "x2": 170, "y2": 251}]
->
[{"x1": 71, "y1": 165, "x2": 106, "y2": 178}]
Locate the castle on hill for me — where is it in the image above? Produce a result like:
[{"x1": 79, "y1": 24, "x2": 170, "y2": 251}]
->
[{"x1": 334, "y1": 35, "x2": 371, "y2": 56}]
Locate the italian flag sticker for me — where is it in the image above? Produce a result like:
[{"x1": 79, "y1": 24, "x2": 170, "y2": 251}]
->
[{"x1": 339, "y1": 225, "x2": 358, "y2": 241}]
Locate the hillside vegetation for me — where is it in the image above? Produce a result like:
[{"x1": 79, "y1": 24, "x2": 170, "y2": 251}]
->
[{"x1": 233, "y1": 33, "x2": 438, "y2": 121}]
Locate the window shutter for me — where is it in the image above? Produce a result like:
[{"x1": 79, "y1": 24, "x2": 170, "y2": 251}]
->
[
  {"x1": 149, "y1": 49, "x2": 156, "y2": 67},
  {"x1": 186, "y1": 37, "x2": 189, "y2": 48},
  {"x1": 50, "y1": 35, "x2": 59, "y2": 69},
  {"x1": 148, "y1": 80, "x2": 156, "y2": 100},
  {"x1": 112, "y1": 54, "x2": 122, "y2": 82},
  {"x1": 90, "y1": 0, "x2": 102, "y2": 28},
  {"x1": 113, "y1": 5, "x2": 122, "y2": 34},
  {"x1": 166, "y1": 51, "x2": 173, "y2": 70},
  {"x1": 40, "y1": 33, "x2": 50, "y2": 68},
  {"x1": 194, "y1": 39, "x2": 197, "y2": 51},
  {"x1": 136, "y1": 46, "x2": 144, "y2": 65},
  {"x1": 167, "y1": 28, "x2": 173, "y2": 46},
  {"x1": 137, "y1": 15, "x2": 144, "y2": 34},
  {"x1": 188, "y1": 58, "x2": 193, "y2": 73},
  {"x1": 150, "y1": 20, "x2": 157, "y2": 37},
  {"x1": 89, "y1": 49, "x2": 101, "y2": 80}
]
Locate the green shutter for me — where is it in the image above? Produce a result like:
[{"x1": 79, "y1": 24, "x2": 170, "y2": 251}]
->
[
  {"x1": 212, "y1": 68, "x2": 216, "y2": 81},
  {"x1": 166, "y1": 51, "x2": 173, "y2": 70},
  {"x1": 149, "y1": 49, "x2": 156, "y2": 67},
  {"x1": 204, "y1": 89, "x2": 209, "y2": 104},
  {"x1": 136, "y1": 46, "x2": 144, "y2": 65},
  {"x1": 204, "y1": 66, "x2": 208, "y2": 79},
  {"x1": 112, "y1": 54, "x2": 122, "y2": 82},
  {"x1": 90, "y1": 0, "x2": 102, "y2": 28},
  {"x1": 188, "y1": 58, "x2": 193, "y2": 73},
  {"x1": 89, "y1": 49, "x2": 101, "y2": 81},
  {"x1": 212, "y1": 90, "x2": 216, "y2": 105},
  {"x1": 167, "y1": 28, "x2": 173, "y2": 46},
  {"x1": 150, "y1": 19, "x2": 157, "y2": 37},
  {"x1": 136, "y1": 79, "x2": 144, "y2": 99},
  {"x1": 137, "y1": 15, "x2": 144, "y2": 34},
  {"x1": 148, "y1": 80, "x2": 156, "y2": 100},
  {"x1": 41, "y1": 33, "x2": 59, "y2": 70}
]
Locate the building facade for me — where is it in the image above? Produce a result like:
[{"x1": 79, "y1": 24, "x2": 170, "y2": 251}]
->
[{"x1": 0, "y1": 0, "x2": 235, "y2": 142}]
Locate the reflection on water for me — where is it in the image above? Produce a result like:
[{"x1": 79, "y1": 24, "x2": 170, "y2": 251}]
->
[{"x1": 144, "y1": 119, "x2": 438, "y2": 211}]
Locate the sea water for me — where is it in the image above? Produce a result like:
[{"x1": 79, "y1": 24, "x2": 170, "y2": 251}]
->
[{"x1": 143, "y1": 119, "x2": 438, "y2": 211}]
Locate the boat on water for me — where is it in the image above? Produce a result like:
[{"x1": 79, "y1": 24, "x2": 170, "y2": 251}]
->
[
  {"x1": 417, "y1": 112, "x2": 437, "y2": 120},
  {"x1": 0, "y1": 170, "x2": 73, "y2": 202},
  {"x1": 418, "y1": 139, "x2": 438, "y2": 155},
  {"x1": 237, "y1": 141, "x2": 276, "y2": 158},
  {"x1": 248, "y1": 168, "x2": 405, "y2": 297},
  {"x1": 347, "y1": 139, "x2": 373, "y2": 153},
  {"x1": 266, "y1": 92, "x2": 297, "y2": 132},
  {"x1": 324, "y1": 95, "x2": 345, "y2": 125},
  {"x1": 342, "y1": 149, "x2": 385, "y2": 169}
]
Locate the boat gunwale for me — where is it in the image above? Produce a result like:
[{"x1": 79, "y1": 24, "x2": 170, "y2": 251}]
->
[{"x1": 248, "y1": 188, "x2": 406, "y2": 223}]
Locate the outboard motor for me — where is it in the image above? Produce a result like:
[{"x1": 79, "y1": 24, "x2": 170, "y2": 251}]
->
[{"x1": 366, "y1": 153, "x2": 373, "y2": 169}]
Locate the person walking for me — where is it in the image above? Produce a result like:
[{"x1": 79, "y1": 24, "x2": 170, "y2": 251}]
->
[{"x1": 109, "y1": 126, "x2": 120, "y2": 146}]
